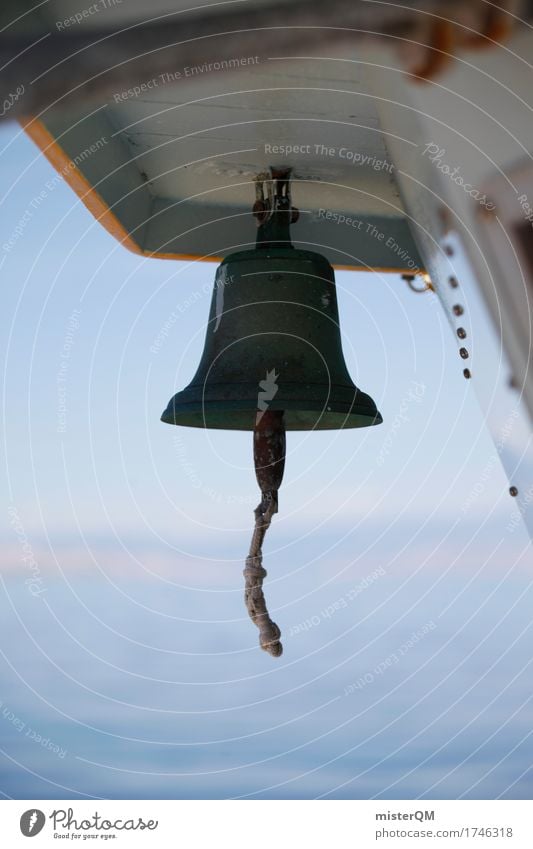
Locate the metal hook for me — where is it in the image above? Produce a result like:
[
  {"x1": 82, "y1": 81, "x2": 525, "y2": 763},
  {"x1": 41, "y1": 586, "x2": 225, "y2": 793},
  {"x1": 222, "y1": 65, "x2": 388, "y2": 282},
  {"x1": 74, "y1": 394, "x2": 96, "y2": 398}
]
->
[{"x1": 402, "y1": 273, "x2": 434, "y2": 294}]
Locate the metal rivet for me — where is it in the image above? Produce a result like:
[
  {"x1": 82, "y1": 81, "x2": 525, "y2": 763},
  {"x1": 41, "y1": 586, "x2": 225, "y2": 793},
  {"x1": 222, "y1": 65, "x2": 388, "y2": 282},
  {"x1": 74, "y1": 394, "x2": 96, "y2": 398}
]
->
[
  {"x1": 459, "y1": 347, "x2": 469, "y2": 359},
  {"x1": 448, "y1": 276, "x2": 459, "y2": 288},
  {"x1": 457, "y1": 327, "x2": 467, "y2": 339},
  {"x1": 444, "y1": 245, "x2": 454, "y2": 256},
  {"x1": 438, "y1": 207, "x2": 452, "y2": 231},
  {"x1": 509, "y1": 486, "x2": 518, "y2": 497},
  {"x1": 463, "y1": 368, "x2": 472, "y2": 379},
  {"x1": 453, "y1": 304, "x2": 464, "y2": 316}
]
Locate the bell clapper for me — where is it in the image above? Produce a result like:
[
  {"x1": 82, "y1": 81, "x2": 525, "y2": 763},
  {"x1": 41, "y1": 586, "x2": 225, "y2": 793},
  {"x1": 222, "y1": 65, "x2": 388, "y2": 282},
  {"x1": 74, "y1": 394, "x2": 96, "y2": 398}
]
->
[{"x1": 243, "y1": 410, "x2": 286, "y2": 657}]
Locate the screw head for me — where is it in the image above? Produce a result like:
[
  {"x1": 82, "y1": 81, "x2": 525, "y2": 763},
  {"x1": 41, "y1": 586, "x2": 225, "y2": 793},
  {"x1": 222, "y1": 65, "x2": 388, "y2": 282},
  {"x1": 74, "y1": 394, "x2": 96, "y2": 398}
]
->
[
  {"x1": 509, "y1": 486, "x2": 518, "y2": 497},
  {"x1": 457, "y1": 327, "x2": 467, "y2": 339},
  {"x1": 463, "y1": 368, "x2": 472, "y2": 379},
  {"x1": 448, "y1": 276, "x2": 459, "y2": 288},
  {"x1": 453, "y1": 304, "x2": 464, "y2": 316},
  {"x1": 459, "y1": 347, "x2": 469, "y2": 359}
]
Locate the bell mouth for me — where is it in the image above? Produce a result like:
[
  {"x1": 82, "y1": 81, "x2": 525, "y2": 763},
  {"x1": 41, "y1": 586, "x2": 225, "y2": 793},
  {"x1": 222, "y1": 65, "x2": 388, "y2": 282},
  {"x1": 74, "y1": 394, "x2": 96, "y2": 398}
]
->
[{"x1": 161, "y1": 384, "x2": 382, "y2": 431}]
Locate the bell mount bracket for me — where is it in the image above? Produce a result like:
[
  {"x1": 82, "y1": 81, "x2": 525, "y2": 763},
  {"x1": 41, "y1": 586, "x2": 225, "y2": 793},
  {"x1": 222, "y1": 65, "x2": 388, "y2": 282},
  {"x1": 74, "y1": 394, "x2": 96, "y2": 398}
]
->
[{"x1": 253, "y1": 167, "x2": 299, "y2": 249}]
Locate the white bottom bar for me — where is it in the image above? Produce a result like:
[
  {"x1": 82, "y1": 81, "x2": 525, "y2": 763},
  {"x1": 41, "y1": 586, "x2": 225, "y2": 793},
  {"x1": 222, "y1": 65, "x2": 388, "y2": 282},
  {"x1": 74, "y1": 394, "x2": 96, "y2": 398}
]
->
[{"x1": 2, "y1": 800, "x2": 532, "y2": 847}]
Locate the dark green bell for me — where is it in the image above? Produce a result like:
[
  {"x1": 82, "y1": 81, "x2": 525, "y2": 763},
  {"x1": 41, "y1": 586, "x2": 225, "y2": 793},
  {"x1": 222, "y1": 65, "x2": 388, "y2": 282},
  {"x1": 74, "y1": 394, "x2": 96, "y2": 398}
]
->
[{"x1": 161, "y1": 247, "x2": 382, "y2": 431}]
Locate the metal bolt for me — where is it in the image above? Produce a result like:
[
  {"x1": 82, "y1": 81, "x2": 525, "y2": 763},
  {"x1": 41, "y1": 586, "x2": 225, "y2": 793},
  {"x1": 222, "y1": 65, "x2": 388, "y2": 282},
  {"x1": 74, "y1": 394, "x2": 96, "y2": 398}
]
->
[
  {"x1": 459, "y1": 347, "x2": 469, "y2": 359},
  {"x1": 463, "y1": 368, "x2": 472, "y2": 379},
  {"x1": 457, "y1": 327, "x2": 467, "y2": 339},
  {"x1": 453, "y1": 304, "x2": 464, "y2": 316},
  {"x1": 509, "y1": 486, "x2": 518, "y2": 497}
]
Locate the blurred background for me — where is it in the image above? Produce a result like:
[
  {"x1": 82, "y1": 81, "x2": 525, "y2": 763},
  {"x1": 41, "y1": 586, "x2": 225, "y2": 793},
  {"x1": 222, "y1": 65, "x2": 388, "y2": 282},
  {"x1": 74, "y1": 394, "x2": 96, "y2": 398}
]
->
[{"x1": 1, "y1": 119, "x2": 532, "y2": 800}]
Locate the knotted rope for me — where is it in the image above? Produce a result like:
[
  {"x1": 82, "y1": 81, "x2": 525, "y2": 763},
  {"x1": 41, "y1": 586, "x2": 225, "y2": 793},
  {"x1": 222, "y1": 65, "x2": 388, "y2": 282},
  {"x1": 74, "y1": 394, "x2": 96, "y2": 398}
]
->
[
  {"x1": 243, "y1": 410, "x2": 286, "y2": 657},
  {"x1": 243, "y1": 491, "x2": 282, "y2": 657}
]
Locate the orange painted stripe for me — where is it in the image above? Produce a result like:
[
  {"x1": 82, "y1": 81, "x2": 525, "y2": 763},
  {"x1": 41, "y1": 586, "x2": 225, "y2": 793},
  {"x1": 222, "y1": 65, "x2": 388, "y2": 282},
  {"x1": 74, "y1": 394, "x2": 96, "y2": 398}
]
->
[
  {"x1": 21, "y1": 116, "x2": 142, "y2": 255},
  {"x1": 21, "y1": 117, "x2": 424, "y2": 273}
]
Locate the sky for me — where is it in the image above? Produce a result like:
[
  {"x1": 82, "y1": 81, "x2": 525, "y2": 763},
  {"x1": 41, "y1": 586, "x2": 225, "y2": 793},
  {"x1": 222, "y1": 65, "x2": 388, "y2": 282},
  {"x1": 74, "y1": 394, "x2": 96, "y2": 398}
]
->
[{"x1": 0, "y1": 119, "x2": 532, "y2": 800}]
